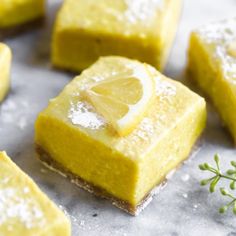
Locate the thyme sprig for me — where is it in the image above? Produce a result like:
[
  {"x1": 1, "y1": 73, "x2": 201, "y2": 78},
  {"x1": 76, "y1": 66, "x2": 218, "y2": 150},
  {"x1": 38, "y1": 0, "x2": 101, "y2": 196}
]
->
[{"x1": 199, "y1": 154, "x2": 236, "y2": 214}]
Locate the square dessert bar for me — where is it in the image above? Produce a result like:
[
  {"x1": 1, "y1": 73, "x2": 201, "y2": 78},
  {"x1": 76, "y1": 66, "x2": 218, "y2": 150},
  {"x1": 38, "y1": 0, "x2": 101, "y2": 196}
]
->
[
  {"x1": 52, "y1": 0, "x2": 182, "y2": 72},
  {"x1": 0, "y1": 151, "x2": 71, "y2": 236},
  {"x1": 35, "y1": 56, "x2": 206, "y2": 215},
  {"x1": 0, "y1": 0, "x2": 45, "y2": 38},
  {"x1": 0, "y1": 43, "x2": 11, "y2": 102},
  {"x1": 188, "y1": 18, "x2": 236, "y2": 143}
]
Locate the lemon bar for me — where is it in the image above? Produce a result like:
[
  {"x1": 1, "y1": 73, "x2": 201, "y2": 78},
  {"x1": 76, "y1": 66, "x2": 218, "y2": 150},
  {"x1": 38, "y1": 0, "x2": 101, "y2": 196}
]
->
[
  {"x1": 52, "y1": 0, "x2": 182, "y2": 72},
  {"x1": 188, "y1": 19, "x2": 236, "y2": 143},
  {"x1": 35, "y1": 56, "x2": 206, "y2": 215},
  {"x1": 0, "y1": 151, "x2": 71, "y2": 236},
  {"x1": 0, "y1": 43, "x2": 11, "y2": 102},
  {"x1": 0, "y1": 0, "x2": 45, "y2": 38}
]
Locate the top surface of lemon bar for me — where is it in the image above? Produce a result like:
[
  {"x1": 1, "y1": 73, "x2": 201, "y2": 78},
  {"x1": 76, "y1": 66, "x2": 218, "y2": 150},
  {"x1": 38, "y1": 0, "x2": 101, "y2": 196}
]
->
[
  {"x1": 0, "y1": 151, "x2": 70, "y2": 236},
  {"x1": 56, "y1": 0, "x2": 163, "y2": 38},
  {"x1": 40, "y1": 56, "x2": 205, "y2": 160},
  {"x1": 194, "y1": 18, "x2": 236, "y2": 88}
]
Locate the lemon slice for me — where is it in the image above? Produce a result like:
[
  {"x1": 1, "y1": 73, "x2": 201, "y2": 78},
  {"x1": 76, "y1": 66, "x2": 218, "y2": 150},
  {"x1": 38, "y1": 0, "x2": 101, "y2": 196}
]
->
[
  {"x1": 82, "y1": 65, "x2": 156, "y2": 136},
  {"x1": 227, "y1": 40, "x2": 236, "y2": 58}
]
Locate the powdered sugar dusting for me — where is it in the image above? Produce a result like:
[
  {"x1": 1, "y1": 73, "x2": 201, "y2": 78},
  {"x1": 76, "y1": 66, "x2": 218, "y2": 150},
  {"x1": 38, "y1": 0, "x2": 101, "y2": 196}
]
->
[
  {"x1": 124, "y1": 0, "x2": 161, "y2": 24},
  {"x1": 155, "y1": 79, "x2": 176, "y2": 98},
  {"x1": 68, "y1": 101, "x2": 106, "y2": 130},
  {"x1": 134, "y1": 118, "x2": 154, "y2": 141},
  {"x1": 215, "y1": 45, "x2": 236, "y2": 81},
  {"x1": 146, "y1": 65, "x2": 176, "y2": 99},
  {"x1": 181, "y1": 174, "x2": 190, "y2": 182},
  {"x1": 197, "y1": 19, "x2": 236, "y2": 44},
  {"x1": 197, "y1": 18, "x2": 236, "y2": 81},
  {"x1": 0, "y1": 99, "x2": 29, "y2": 130},
  {"x1": 0, "y1": 187, "x2": 45, "y2": 230}
]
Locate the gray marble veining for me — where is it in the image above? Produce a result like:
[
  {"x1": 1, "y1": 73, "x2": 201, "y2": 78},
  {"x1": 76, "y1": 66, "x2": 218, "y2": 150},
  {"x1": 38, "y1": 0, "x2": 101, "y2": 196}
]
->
[{"x1": 1, "y1": 0, "x2": 236, "y2": 235}]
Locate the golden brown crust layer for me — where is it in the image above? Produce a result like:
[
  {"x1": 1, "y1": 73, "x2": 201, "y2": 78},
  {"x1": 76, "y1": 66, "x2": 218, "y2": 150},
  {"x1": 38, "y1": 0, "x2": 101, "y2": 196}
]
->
[
  {"x1": 35, "y1": 144, "x2": 167, "y2": 216},
  {"x1": 0, "y1": 17, "x2": 44, "y2": 40}
]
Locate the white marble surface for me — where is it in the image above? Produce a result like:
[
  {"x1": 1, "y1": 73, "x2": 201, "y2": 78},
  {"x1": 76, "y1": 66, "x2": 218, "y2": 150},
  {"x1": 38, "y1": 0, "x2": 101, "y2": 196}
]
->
[{"x1": 1, "y1": 0, "x2": 236, "y2": 235}]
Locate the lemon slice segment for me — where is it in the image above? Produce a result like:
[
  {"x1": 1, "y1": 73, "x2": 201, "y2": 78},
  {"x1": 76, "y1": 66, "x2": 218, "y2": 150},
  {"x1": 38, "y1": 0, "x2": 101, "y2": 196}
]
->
[{"x1": 82, "y1": 65, "x2": 156, "y2": 136}]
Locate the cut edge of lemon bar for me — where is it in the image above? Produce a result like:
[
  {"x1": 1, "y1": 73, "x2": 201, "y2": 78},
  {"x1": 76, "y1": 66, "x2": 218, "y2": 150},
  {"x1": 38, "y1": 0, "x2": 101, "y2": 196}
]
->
[{"x1": 0, "y1": 43, "x2": 11, "y2": 102}]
